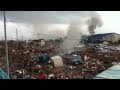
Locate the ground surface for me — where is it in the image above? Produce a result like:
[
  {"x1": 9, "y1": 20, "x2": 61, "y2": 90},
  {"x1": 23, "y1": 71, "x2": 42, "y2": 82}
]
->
[{"x1": 0, "y1": 40, "x2": 120, "y2": 79}]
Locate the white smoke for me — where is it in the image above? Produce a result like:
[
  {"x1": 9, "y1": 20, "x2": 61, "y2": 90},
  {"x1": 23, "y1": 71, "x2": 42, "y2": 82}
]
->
[
  {"x1": 59, "y1": 19, "x2": 88, "y2": 54},
  {"x1": 59, "y1": 13, "x2": 102, "y2": 54}
]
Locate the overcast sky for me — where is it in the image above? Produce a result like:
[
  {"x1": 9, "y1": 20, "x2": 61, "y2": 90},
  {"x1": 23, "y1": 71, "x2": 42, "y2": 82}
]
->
[
  {"x1": 96, "y1": 11, "x2": 120, "y2": 34},
  {"x1": 0, "y1": 11, "x2": 119, "y2": 40}
]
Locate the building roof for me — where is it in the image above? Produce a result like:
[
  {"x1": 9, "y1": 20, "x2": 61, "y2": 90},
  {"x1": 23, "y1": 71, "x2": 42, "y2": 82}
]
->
[{"x1": 88, "y1": 33, "x2": 116, "y2": 39}]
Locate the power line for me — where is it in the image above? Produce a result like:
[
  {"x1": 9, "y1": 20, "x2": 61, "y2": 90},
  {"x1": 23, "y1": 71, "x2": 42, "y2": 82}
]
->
[{"x1": 22, "y1": 35, "x2": 23, "y2": 41}]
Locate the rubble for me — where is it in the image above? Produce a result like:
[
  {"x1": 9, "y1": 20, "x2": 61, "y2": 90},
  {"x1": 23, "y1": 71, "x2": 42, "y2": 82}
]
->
[
  {"x1": 48, "y1": 74, "x2": 54, "y2": 79},
  {"x1": 0, "y1": 39, "x2": 120, "y2": 79}
]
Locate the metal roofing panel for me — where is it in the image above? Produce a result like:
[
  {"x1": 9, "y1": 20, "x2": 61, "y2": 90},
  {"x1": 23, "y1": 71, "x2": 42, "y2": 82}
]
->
[{"x1": 94, "y1": 64, "x2": 120, "y2": 79}]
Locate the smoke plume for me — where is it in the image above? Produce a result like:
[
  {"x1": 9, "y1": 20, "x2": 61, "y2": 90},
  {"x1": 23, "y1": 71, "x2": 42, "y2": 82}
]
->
[
  {"x1": 59, "y1": 23, "x2": 85, "y2": 54},
  {"x1": 87, "y1": 17, "x2": 103, "y2": 35},
  {"x1": 60, "y1": 12, "x2": 103, "y2": 54}
]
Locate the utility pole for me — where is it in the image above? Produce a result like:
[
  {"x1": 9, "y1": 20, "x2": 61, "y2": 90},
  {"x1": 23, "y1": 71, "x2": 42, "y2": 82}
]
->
[
  {"x1": 22, "y1": 35, "x2": 23, "y2": 41},
  {"x1": 16, "y1": 28, "x2": 18, "y2": 49},
  {"x1": 2, "y1": 36, "x2": 3, "y2": 41},
  {"x1": 37, "y1": 33, "x2": 40, "y2": 39},
  {"x1": 3, "y1": 11, "x2": 9, "y2": 77}
]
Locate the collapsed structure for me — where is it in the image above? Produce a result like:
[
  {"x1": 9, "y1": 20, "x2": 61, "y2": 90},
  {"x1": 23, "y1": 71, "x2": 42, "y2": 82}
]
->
[{"x1": 83, "y1": 33, "x2": 120, "y2": 44}]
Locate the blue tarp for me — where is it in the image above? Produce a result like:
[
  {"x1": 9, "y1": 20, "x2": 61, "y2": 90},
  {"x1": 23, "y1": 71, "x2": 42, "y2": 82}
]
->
[
  {"x1": 38, "y1": 54, "x2": 49, "y2": 63},
  {"x1": 94, "y1": 64, "x2": 120, "y2": 79},
  {"x1": 0, "y1": 68, "x2": 9, "y2": 79}
]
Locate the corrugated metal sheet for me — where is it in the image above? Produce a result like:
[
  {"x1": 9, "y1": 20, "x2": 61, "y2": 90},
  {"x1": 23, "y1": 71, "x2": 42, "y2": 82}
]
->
[
  {"x1": 0, "y1": 68, "x2": 9, "y2": 79},
  {"x1": 94, "y1": 64, "x2": 120, "y2": 79}
]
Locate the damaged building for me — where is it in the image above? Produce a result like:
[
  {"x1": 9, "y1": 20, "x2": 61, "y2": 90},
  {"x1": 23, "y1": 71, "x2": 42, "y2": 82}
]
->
[{"x1": 82, "y1": 33, "x2": 120, "y2": 44}]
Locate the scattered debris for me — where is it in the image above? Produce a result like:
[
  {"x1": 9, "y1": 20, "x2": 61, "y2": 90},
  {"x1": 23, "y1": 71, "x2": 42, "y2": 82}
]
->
[
  {"x1": 0, "y1": 38, "x2": 120, "y2": 79},
  {"x1": 48, "y1": 74, "x2": 54, "y2": 79}
]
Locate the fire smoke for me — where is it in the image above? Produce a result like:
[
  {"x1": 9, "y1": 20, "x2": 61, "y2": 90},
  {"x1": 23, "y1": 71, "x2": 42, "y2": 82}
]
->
[{"x1": 60, "y1": 13, "x2": 103, "y2": 54}]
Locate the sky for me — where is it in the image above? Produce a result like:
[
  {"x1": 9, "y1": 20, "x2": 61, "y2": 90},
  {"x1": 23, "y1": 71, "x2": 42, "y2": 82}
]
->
[
  {"x1": 96, "y1": 11, "x2": 120, "y2": 34},
  {"x1": 0, "y1": 11, "x2": 120, "y2": 40}
]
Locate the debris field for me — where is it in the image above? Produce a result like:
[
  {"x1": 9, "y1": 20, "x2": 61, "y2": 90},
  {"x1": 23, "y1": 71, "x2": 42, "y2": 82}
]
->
[{"x1": 0, "y1": 40, "x2": 120, "y2": 79}]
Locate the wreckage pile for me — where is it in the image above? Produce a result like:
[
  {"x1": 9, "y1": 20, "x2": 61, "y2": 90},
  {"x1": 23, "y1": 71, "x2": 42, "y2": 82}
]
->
[{"x1": 0, "y1": 39, "x2": 120, "y2": 79}]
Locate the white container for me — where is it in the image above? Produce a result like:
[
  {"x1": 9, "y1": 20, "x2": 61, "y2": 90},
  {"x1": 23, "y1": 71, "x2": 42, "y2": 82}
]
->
[{"x1": 51, "y1": 56, "x2": 64, "y2": 67}]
